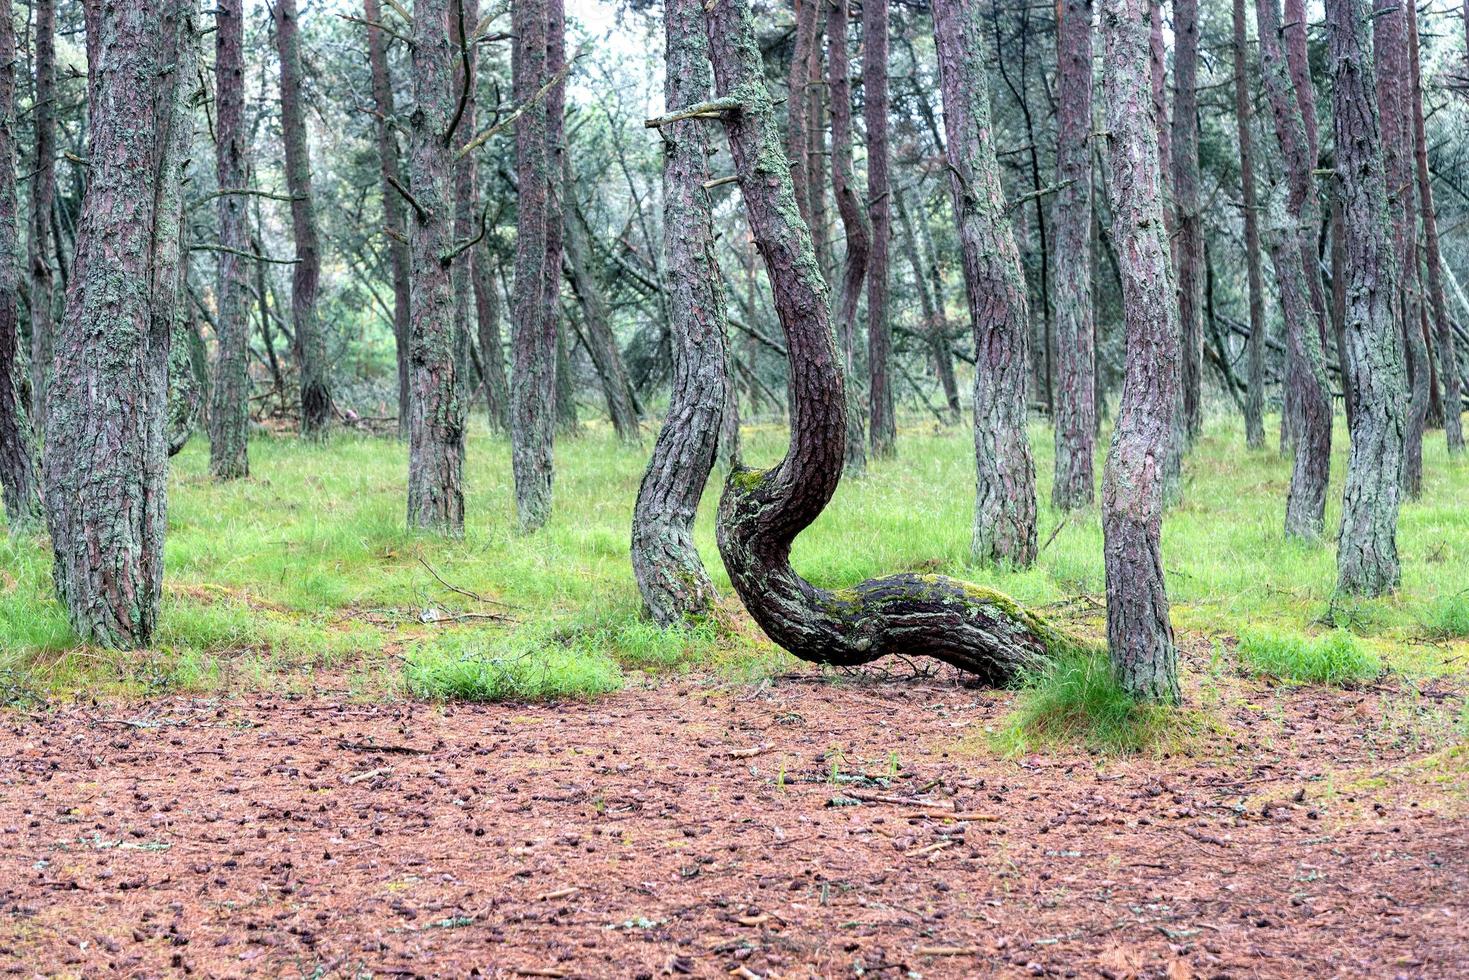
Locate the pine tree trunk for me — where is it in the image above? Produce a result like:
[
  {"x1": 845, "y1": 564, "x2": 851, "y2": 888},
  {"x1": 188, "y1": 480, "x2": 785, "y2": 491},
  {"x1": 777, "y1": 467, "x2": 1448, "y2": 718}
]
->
[
  {"x1": 546, "y1": 0, "x2": 570, "y2": 439},
  {"x1": 364, "y1": 0, "x2": 412, "y2": 438},
  {"x1": 631, "y1": 0, "x2": 731, "y2": 626},
  {"x1": 895, "y1": 187, "x2": 960, "y2": 422},
  {"x1": 933, "y1": 0, "x2": 1038, "y2": 569},
  {"x1": 1329, "y1": 0, "x2": 1407, "y2": 597},
  {"x1": 1148, "y1": 0, "x2": 1182, "y2": 499},
  {"x1": 806, "y1": 18, "x2": 834, "y2": 289},
  {"x1": 865, "y1": 0, "x2": 896, "y2": 459},
  {"x1": 788, "y1": 0, "x2": 816, "y2": 227},
  {"x1": 1233, "y1": 0, "x2": 1266, "y2": 450},
  {"x1": 42, "y1": 0, "x2": 196, "y2": 647},
  {"x1": 404, "y1": 0, "x2": 465, "y2": 534},
  {"x1": 1407, "y1": 2, "x2": 1462, "y2": 454},
  {"x1": 26, "y1": 0, "x2": 56, "y2": 442},
  {"x1": 702, "y1": 0, "x2": 1081, "y2": 681},
  {"x1": 1172, "y1": 0, "x2": 1204, "y2": 444},
  {"x1": 208, "y1": 0, "x2": 251, "y2": 479},
  {"x1": 1100, "y1": 0, "x2": 1181, "y2": 703},
  {"x1": 511, "y1": 0, "x2": 555, "y2": 530},
  {"x1": 1051, "y1": 0, "x2": 1097, "y2": 509}
]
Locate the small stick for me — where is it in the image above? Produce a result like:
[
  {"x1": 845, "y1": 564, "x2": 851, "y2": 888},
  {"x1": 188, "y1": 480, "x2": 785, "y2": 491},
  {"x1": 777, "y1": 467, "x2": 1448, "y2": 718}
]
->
[{"x1": 345, "y1": 766, "x2": 394, "y2": 784}]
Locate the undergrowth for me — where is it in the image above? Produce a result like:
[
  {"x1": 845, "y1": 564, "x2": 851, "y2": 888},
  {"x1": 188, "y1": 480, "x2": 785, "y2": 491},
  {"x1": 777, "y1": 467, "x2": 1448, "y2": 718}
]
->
[{"x1": 1236, "y1": 628, "x2": 1382, "y2": 686}]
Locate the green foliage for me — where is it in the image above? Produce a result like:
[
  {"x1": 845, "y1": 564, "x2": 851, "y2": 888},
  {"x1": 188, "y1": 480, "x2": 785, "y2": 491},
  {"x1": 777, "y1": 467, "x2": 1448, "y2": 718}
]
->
[
  {"x1": 1236, "y1": 629, "x2": 1382, "y2": 686},
  {"x1": 404, "y1": 629, "x2": 623, "y2": 703},
  {"x1": 1420, "y1": 592, "x2": 1469, "y2": 640}
]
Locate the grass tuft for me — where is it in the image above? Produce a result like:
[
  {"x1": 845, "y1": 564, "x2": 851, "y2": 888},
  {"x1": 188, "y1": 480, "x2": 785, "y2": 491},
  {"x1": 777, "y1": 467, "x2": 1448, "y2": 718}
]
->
[
  {"x1": 404, "y1": 629, "x2": 623, "y2": 702},
  {"x1": 1236, "y1": 628, "x2": 1381, "y2": 686},
  {"x1": 1420, "y1": 592, "x2": 1469, "y2": 641}
]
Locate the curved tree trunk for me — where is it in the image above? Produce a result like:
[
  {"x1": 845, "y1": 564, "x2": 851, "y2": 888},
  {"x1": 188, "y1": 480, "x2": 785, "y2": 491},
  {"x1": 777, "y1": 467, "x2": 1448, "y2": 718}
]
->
[
  {"x1": 208, "y1": 0, "x2": 251, "y2": 479},
  {"x1": 1100, "y1": 0, "x2": 1181, "y2": 703},
  {"x1": 701, "y1": 0, "x2": 1079, "y2": 682},
  {"x1": 865, "y1": 0, "x2": 895, "y2": 460},
  {"x1": 933, "y1": 0, "x2": 1038, "y2": 569},
  {"x1": 272, "y1": 0, "x2": 332, "y2": 438},
  {"x1": 1172, "y1": 0, "x2": 1204, "y2": 444},
  {"x1": 1051, "y1": 0, "x2": 1096, "y2": 510},
  {"x1": 1232, "y1": 0, "x2": 1266, "y2": 450},
  {"x1": 826, "y1": 0, "x2": 870, "y2": 475},
  {"x1": 1329, "y1": 0, "x2": 1406, "y2": 597},
  {"x1": 631, "y1": 0, "x2": 731, "y2": 626},
  {"x1": 511, "y1": 0, "x2": 555, "y2": 530},
  {"x1": 27, "y1": 0, "x2": 56, "y2": 443},
  {"x1": 404, "y1": 0, "x2": 465, "y2": 534},
  {"x1": 42, "y1": 0, "x2": 196, "y2": 647},
  {"x1": 364, "y1": 0, "x2": 412, "y2": 438}
]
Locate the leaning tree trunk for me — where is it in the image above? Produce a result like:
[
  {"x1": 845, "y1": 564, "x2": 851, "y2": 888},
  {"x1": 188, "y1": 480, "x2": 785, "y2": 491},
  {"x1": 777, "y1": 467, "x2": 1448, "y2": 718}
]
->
[
  {"x1": 511, "y1": 0, "x2": 555, "y2": 530},
  {"x1": 1329, "y1": 0, "x2": 1407, "y2": 597},
  {"x1": 1172, "y1": 0, "x2": 1204, "y2": 445},
  {"x1": 208, "y1": 0, "x2": 251, "y2": 479},
  {"x1": 697, "y1": 0, "x2": 1083, "y2": 682},
  {"x1": 1100, "y1": 0, "x2": 1181, "y2": 703},
  {"x1": 1408, "y1": 1, "x2": 1463, "y2": 454},
  {"x1": 933, "y1": 0, "x2": 1038, "y2": 569},
  {"x1": 273, "y1": 0, "x2": 332, "y2": 438},
  {"x1": 27, "y1": 0, "x2": 56, "y2": 442},
  {"x1": 630, "y1": 0, "x2": 731, "y2": 626},
  {"x1": 865, "y1": 0, "x2": 896, "y2": 459},
  {"x1": 826, "y1": 0, "x2": 870, "y2": 475},
  {"x1": 1232, "y1": 0, "x2": 1266, "y2": 450},
  {"x1": 405, "y1": 0, "x2": 465, "y2": 535},
  {"x1": 42, "y1": 0, "x2": 196, "y2": 647},
  {"x1": 1051, "y1": 0, "x2": 1097, "y2": 510},
  {"x1": 365, "y1": 0, "x2": 412, "y2": 437},
  {"x1": 0, "y1": 0, "x2": 41, "y2": 531}
]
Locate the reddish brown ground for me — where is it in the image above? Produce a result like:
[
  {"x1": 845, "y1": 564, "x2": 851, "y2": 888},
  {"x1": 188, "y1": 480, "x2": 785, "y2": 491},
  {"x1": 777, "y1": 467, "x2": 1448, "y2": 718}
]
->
[{"x1": 1, "y1": 668, "x2": 1465, "y2": 979}]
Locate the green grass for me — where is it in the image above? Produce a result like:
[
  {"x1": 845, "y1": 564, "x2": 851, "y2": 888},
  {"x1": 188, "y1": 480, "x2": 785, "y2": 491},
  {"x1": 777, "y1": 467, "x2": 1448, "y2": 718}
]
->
[
  {"x1": 1236, "y1": 628, "x2": 1383, "y2": 686},
  {"x1": 404, "y1": 628, "x2": 624, "y2": 702},
  {"x1": 1, "y1": 410, "x2": 1465, "y2": 704}
]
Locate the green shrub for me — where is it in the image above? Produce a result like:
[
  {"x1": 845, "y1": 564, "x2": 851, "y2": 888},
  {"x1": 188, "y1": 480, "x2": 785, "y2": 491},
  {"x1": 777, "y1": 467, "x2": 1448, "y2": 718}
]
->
[
  {"x1": 1236, "y1": 628, "x2": 1381, "y2": 686},
  {"x1": 405, "y1": 631, "x2": 623, "y2": 702},
  {"x1": 1421, "y1": 592, "x2": 1469, "y2": 640},
  {"x1": 992, "y1": 652, "x2": 1182, "y2": 756}
]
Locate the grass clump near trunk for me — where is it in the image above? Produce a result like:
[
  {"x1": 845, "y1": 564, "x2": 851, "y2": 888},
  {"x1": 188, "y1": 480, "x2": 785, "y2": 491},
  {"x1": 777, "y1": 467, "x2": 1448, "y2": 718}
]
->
[
  {"x1": 405, "y1": 630, "x2": 623, "y2": 702},
  {"x1": 1236, "y1": 628, "x2": 1381, "y2": 686},
  {"x1": 1420, "y1": 592, "x2": 1469, "y2": 640}
]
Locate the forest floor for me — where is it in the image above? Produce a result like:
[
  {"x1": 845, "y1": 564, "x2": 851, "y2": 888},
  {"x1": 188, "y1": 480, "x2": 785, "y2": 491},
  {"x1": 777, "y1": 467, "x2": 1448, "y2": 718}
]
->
[{"x1": 1, "y1": 654, "x2": 1465, "y2": 979}]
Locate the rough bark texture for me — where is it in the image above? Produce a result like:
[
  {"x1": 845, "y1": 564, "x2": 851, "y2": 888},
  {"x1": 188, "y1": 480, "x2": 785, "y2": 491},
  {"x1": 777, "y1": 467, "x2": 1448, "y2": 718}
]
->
[
  {"x1": 1232, "y1": 0, "x2": 1266, "y2": 450},
  {"x1": 207, "y1": 0, "x2": 251, "y2": 479},
  {"x1": 825, "y1": 0, "x2": 869, "y2": 474},
  {"x1": 1100, "y1": 0, "x2": 1181, "y2": 703},
  {"x1": 630, "y1": 0, "x2": 730, "y2": 626},
  {"x1": 0, "y1": 0, "x2": 40, "y2": 531},
  {"x1": 42, "y1": 0, "x2": 195, "y2": 647},
  {"x1": 1171, "y1": 0, "x2": 1204, "y2": 444},
  {"x1": 1051, "y1": 0, "x2": 1096, "y2": 509},
  {"x1": 788, "y1": 0, "x2": 816, "y2": 227},
  {"x1": 864, "y1": 0, "x2": 895, "y2": 459},
  {"x1": 1407, "y1": 3, "x2": 1461, "y2": 454},
  {"x1": 511, "y1": 0, "x2": 555, "y2": 531},
  {"x1": 27, "y1": 0, "x2": 56, "y2": 441},
  {"x1": 933, "y1": 0, "x2": 1038, "y2": 569},
  {"x1": 273, "y1": 0, "x2": 332, "y2": 438},
  {"x1": 365, "y1": 0, "x2": 412, "y2": 437},
  {"x1": 404, "y1": 0, "x2": 465, "y2": 534},
  {"x1": 703, "y1": 0, "x2": 1078, "y2": 681},
  {"x1": 1147, "y1": 1, "x2": 1181, "y2": 499},
  {"x1": 1328, "y1": 0, "x2": 1406, "y2": 597},
  {"x1": 544, "y1": 0, "x2": 568, "y2": 432}
]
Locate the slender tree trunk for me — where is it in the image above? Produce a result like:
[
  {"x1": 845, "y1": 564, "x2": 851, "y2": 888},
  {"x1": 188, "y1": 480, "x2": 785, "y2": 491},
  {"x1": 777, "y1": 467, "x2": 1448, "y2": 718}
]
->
[
  {"x1": 1329, "y1": 0, "x2": 1407, "y2": 597},
  {"x1": 27, "y1": 0, "x2": 56, "y2": 442},
  {"x1": 208, "y1": 0, "x2": 251, "y2": 479},
  {"x1": 1100, "y1": 0, "x2": 1181, "y2": 703},
  {"x1": 1330, "y1": 195, "x2": 1353, "y2": 422},
  {"x1": 1051, "y1": 0, "x2": 1097, "y2": 509},
  {"x1": 1407, "y1": 2, "x2": 1462, "y2": 453},
  {"x1": 1172, "y1": 0, "x2": 1203, "y2": 443},
  {"x1": 807, "y1": 18, "x2": 833, "y2": 287},
  {"x1": 473, "y1": 243, "x2": 510, "y2": 432},
  {"x1": 895, "y1": 187, "x2": 960, "y2": 421},
  {"x1": 364, "y1": 0, "x2": 412, "y2": 438},
  {"x1": 1233, "y1": 0, "x2": 1266, "y2": 449},
  {"x1": 0, "y1": 0, "x2": 40, "y2": 531},
  {"x1": 865, "y1": 0, "x2": 896, "y2": 459},
  {"x1": 702, "y1": 0, "x2": 1080, "y2": 681},
  {"x1": 933, "y1": 0, "x2": 1037, "y2": 569},
  {"x1": 1148, "y1": 1, "x2": 1182, "y2": 498},
  {"x1": 42, "y1": 0, "x2": 196, "y2": 647},
  {"x1": 788, "y1": 0, "x2": 816, "y2": 226},
  {"x1": 511, "y1": 0, "x2": 555, "y2": 530},
  {"x1": 631, "y1": 0, "x2": 731, "y2": 626},
  {"x1": 545, "y1": 0, "x2": 569, "y2": 435},
  {"x1": 404, "y1": 0, "x2": 465, "y2": 534}
]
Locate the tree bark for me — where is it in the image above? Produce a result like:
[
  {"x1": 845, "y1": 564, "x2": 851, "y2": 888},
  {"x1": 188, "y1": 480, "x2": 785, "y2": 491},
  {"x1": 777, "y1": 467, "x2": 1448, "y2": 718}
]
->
[
  {"x1": 1407, "y1": 2, "x2": 1462, "y2": 454},
  {"x1": 1051, "y1": 0, "x2": 1097, "y2": 509},
  {"x1": 865, "y1": 0, "x2": 895, "y2": 459},
  {"x1": 788, "y1": 0, "x2": 817, "y2": 227},
  {"x1": 1232, "y1": 0, "x2": 1266, "y2": 449},
  {"x1": 703, "y1": 0, "x2": 1082, "y2": 682},
  {"x1": 208, "y1": 0, "x2": 251, "y2": 479},
  {"x1": 511, "y1": 0, "x2": 555, "y2": 530},
  {"x1": 1329, "y1": 0, "x2": 1407, "y2": 597},
  {"x1": 895, "y1": 187, "x2": 960, "y2": 422},
  {"x1": 1148, "y1": 0, "x2": 1181, "y2": 499},
  {"x1": 1172, "y1": 0, "x2": 1204, "y2": 443},
  {"x1": 933, "y1": 0, "x2": 1038, "y2": 569},
  {"x1": 545, "y1": 0, "x2": 569, "y2": 438},
  {"x1": 364, "y1": 0, "x2": 412, "y2": 438},
  {"x1": 1100, "y1": 0, "x2": 1181, "y2": 703},
  {"x1": 42, "y1": 0, "x2": 196, "y2": 647},
  {"x1": 631, "y1": 0, "x2": 731, "y2": 626},
  {"x1": 26, "y1": 0, "x2": 56, "y2": 442}
]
